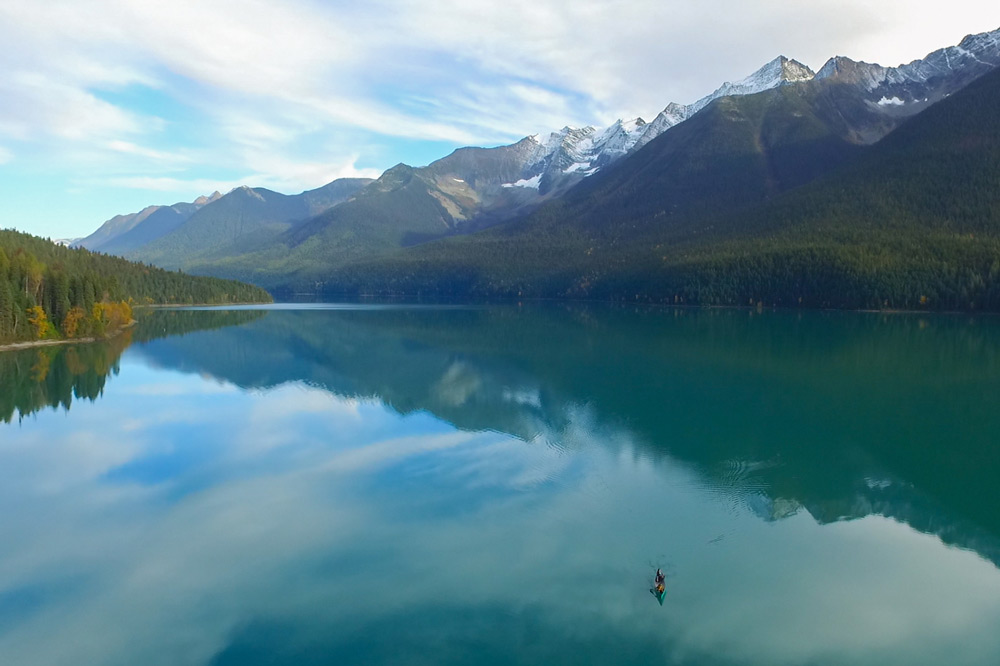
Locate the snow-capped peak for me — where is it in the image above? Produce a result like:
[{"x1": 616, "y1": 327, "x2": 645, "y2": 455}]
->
[
  {"x1": 517, "y1": 55, "x2": 819, "y2": 185},
  {"x1": 512, "y1": 26, "x2": 1000, "y2": 190},
  {"x1": 814, "y1": 26, "x2": 1000, "y2": 94},
  {"x1": 687, "y1": 56, "x2": 815, "y2": 115},
  {"x1": 515, "y1": 119, "x2": 649, "y2": 185}
]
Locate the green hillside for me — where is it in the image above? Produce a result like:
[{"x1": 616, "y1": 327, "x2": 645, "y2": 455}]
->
[
  {"x1": 129, "y1": 179, "x2": 372, "y2": 270},
  {"x1": 0, "y1": 229, "x2": 271, "y2": 344},
  {"x1": 97, "y1": 203, "x2": 197, "y2": 255},
  {"x1": 182, "y1": 140, "x2": 551, "y2": 287},
  {"x1": 300, "y1": 66, "x2": 1000, "y2": 310},
  {"x1": 190, "y1": 80, "x2": 872, "y2": 292}
]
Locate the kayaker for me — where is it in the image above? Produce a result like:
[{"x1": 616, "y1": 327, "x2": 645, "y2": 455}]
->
[{"x1": 654, "y1": 568, "x2": 665, "y2": 586}]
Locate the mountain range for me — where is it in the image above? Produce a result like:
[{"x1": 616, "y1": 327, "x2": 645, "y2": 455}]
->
[{"x1": 79, "y1": 26, "x2": 1000, "y2": 309}]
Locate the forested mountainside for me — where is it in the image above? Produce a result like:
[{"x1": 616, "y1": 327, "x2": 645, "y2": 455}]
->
[
  {"x1": 66, "y1": 28, "x2": 1000, "y2": 311},
  {"x1": 0, "y1": 230, "x2": 271, "y2": 345},
  {"x1": 305, "y1": 64, "x2": 1000, "y2": 311},
  {"x1": 128, "y1": 178, "x2": 373, "y2": 270},
  {"x1": 75, "y1": 191, "x2": 222, "y2": 253}
]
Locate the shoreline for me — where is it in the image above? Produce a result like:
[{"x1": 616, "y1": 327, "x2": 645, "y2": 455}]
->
[
  {"x1": 0, "y1": 321, "x2": 136, "y2": 354},
  {"x1": 136, "y1": 301, "x2": 273, "y2": 309},
  {"x1": 280, "y1": 292, "x2": 1000, "y2": 317},
  {"x1": 0, "y1": 301, "x2": 270, "y2": 353}
]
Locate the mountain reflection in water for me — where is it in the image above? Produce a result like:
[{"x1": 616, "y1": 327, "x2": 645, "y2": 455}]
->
[
  {"x1": 1, "y1": 303, "x2": 999, "y2": 666},
  {"x1": 127, "y1": 305, "x2": 1000, "y2": 558}
]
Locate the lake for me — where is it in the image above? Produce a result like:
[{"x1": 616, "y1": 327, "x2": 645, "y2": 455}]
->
[{"x1": 1, "y1": 303, "x2": 999, "y2": 665}]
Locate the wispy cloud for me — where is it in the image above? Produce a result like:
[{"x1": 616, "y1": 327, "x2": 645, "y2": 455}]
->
[
  {"x1": 104, "y1": 176, "x2": 248, "y2": 193},
  {"x1": 105, "y1": 140, "x2": 191, "y2": 163},
  {"x1": 0, "y1": 72, "x2": 151, "y2": 141},
  {"x1": 0, "y1": 0, "x2": 997, "y2": 237}
]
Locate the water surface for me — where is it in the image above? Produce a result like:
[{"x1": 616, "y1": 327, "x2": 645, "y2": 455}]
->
[{"x1": 1, "y1": 304, "x2": 999, "y2": 665}]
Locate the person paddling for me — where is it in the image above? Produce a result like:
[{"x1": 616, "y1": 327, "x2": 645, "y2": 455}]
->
[{"x1": 654, "y1": 568, "x2": 665, "y2": 594}]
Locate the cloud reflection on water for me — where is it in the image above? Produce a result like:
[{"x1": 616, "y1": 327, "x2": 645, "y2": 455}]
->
[{"x1": 2, "y1": 306, "x2": 1000, "y2": 665}]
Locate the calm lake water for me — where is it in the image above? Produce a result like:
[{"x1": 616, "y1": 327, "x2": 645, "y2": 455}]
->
[{"x1": 1, "y1": 303, "x2": 999, "y2": 665}]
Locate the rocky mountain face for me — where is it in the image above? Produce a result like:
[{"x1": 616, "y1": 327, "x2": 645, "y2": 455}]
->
[
  {"x1": 633, "y1": 56, "x2": 817, "y2": 150},
  {"x1": 520, "y1": 27, "x2": 1000, "y2": 179},
  {"x1": 815, "y1": 29, "x2": 1000, "y2": 100}
]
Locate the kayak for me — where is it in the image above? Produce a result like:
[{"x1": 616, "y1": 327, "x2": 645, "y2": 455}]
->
[{"x1": 650, "y1": 585, "x2": 666, "y2": 605}]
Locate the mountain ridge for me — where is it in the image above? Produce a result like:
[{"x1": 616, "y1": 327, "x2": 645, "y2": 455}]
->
[
  {"x1": 126, "y1": 178, "x2": 373, "y2": 269},
  {"x1": 76, "y1": 25, "x2": 1000, "y2": 306},
  {"x1": 297, "y1": 63, "x2": 1000, "y2": 311}
]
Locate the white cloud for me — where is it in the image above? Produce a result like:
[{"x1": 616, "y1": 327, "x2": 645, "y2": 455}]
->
[
  {"x1": 105, "y1": 175, "x2": 249, "y2": 193},
  {"x1": 104, "y1": 152, "x2": 379, "y2": 194},
  {"x1": 1, "y1": 0, "x2": 998, "y2": 234},
  {"x1": 105, "y1": 140, "x2": 192, "y2": 163},
  {"x1": 0, "y1": 72, "x2": 149, "y2": 141},
  {"x1": 6, "y1": 1, "x2": 996, "y2": 142}
]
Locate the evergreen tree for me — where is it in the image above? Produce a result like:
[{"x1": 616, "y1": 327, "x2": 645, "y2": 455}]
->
[
  {"x1": 0, "y1": 279, "x2": 13, "y2": 341},
  {"x1": 0, "y1": 229, "x2": 271, "y2": 345}
]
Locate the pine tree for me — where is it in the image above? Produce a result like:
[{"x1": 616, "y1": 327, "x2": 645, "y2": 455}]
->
[{"x1": 0, "y1": 279, "x2": 14, "y2": 341}]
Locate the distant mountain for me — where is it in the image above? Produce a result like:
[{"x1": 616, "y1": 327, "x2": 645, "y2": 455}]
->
[
  {"x1": 815, "y1": 29, "x2": 1000, "y2": 99},
  {"x1": 166, "y1": 55, "x2": 894, "y2": 284},
  {"x1": 308, "y1": 58, "x2": 1000, "y2": 311},
  {"x1": 127, "y1": 178, "x2": 372, "y2": 270},
  {"x1": 76, "y1": 191, "x2": 222, "y2": 253},
  {"x1": 79, "y1": 52, "x2": 861, "y2": 272},
  {"x1": 97, "y1": 201, "x2": 202, "y2": 255},
  {"x1": 509, "y1": 56, "x2": 819, "y2": 193},
  {"x1": 632, "y1": 56, "x2": 816, "y2": 150},
  {"x1": 75, "y1": 25, "x2": 1000, "y2": 309},
  {"x1": 177, "y1": 141, "x2": 568, "y2": 283}
]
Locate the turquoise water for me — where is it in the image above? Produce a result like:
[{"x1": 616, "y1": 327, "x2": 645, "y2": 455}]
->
[{"x1": 1, "y1": 304, "x2": 999, "y2": 665}]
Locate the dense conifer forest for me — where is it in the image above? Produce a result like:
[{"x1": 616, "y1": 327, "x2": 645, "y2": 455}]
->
[{"x1": 0, "y1": 230, "x2": 271, "y2": 344}]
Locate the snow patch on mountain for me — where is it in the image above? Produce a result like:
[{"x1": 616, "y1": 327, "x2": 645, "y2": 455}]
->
[
  {"x1": 502, "y1": 174, "x2": 542, "y2": 189},
  {"x1": 564, "y1": 162, "x2": 592, "y2": 174},
  {"x1": 878, "y1": 96, "x2": 905, "y2": 106}
]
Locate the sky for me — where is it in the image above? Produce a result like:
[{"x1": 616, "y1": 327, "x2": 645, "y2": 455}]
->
[{"x1": 1, "y1": 0, "x2": 998, "y2": 240}]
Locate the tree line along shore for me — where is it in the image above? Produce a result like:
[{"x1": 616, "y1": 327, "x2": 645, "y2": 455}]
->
[{"x1": 0, "y1": 229, "x2": 271, "y2": 347}]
